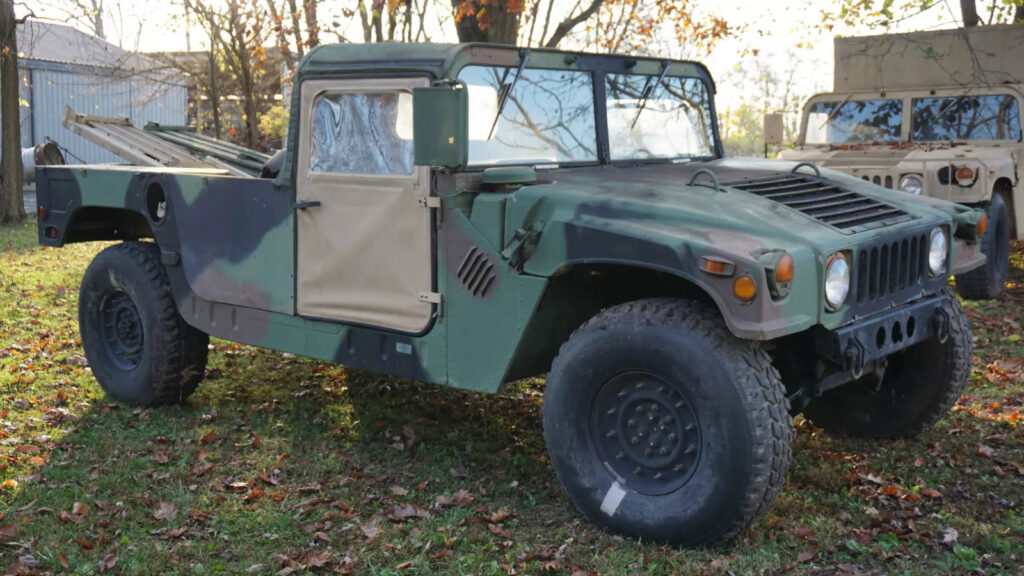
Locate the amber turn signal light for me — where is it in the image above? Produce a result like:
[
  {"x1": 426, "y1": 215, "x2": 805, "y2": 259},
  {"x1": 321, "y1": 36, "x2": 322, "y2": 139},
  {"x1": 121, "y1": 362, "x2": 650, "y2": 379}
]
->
[
  {"x1": 700, "y1": 256, "x2": 735, "y2": 277},
  {"x1": 733, "y1": 276, "x2": 757, "y2": 301},
  {"x1": 976, "y1": 213, "x2": 988, "y2": 237},
  {"x1": 775, "y1": 253, "x2": 794, "y2": 283},
  {"x1": 955, "y1": 166, "x2": 976, "y2": 187}
]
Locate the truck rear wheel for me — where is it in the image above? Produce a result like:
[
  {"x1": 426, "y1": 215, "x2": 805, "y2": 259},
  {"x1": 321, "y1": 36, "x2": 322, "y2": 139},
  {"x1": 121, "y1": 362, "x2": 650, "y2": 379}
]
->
[
  {"x1": 542, "y1": 298, "x2": 792, "y2": 546},
  {"x1": 956, "y1": 193, "x2": 1009, "y2": 300},
  {"x1": 79, "y1": 242, "x2": 208, "y2": 406},
  {"x1": 803, "y1": 290, "x2": 971, "y2": 438}
]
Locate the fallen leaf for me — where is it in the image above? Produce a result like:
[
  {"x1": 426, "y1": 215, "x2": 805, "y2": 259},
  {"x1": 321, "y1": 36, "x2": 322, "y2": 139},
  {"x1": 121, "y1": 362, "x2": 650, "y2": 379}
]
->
[
  {"x1": 153, "y1": 501, "x2": 177, "y2": 522},
  {"x1": 797, "y1": 544, "x2": 818, "y2": 563},
  {"x1": 480, "y1": 507, "x2": 511, "y2": 523},
  {"x1": 390, "y1": 503, "x2": 430, "y2": 522},
  {"x1": 396, "y1": 560, "x2": 414, "y2": 570},
  {"x1": 920, "y1": 488, "x2": 942, "y2": 498},
  {"x1": 389, "y1": 485, "x2": 408, "y2": 497},
  {"x1": 978, "y1": 444, "x2": 996, "y2": 458},
  {"x1": 942, "y1": 527, "x2": 959, "y2": 544},
  {"x1": 72, "y1": 502, "x2": 90, "y2": 516},
  {"x1": 200, "y1": 430, "x2": 217, "y2": 445},
  {"x1": 436, "y1": 489, "x2": 474, "y2": 508},
  {"x1": 0, "y1": 524, "x2": 17, "y2": 538},
  {"x1": 360, "y1": 519, "x2": 380, "y2": 540}
]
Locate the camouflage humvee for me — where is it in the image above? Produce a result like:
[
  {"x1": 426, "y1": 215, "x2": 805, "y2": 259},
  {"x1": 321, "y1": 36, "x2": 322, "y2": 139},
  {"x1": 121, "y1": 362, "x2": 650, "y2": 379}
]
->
[
  {"x1": 36, "y1": 43, "x2": 987, "y2": 546},
  {"x1": 781, "y1": 25, "x2": 1024, "y2": 300}
]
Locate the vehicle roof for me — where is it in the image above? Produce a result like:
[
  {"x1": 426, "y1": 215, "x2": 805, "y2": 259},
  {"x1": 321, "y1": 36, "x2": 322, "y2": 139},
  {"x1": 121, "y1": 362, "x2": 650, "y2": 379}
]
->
[{"x1": 296, "y1": 42, "x2": 715, "y2": 89}]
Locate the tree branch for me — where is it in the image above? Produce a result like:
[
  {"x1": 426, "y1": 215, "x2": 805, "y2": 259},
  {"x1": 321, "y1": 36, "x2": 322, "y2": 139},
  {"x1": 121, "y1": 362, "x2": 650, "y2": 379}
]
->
[{"x1": 543, "y1": 0, "x2": 603, "y2": 48}]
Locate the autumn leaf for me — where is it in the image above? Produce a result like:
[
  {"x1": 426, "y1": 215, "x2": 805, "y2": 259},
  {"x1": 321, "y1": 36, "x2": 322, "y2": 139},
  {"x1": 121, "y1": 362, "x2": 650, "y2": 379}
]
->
[
  {"x1": 72, "y1": 502, "x2": 90, "y2": 516},
  {"x1": 480, "y1": 507, "x2": 510, "y2": 523},
  {"x1": 360, "y1": 519, "x2": 380, "y2": 541},
  {"x1": 200, "y1": 430, "x2": 218, "y2": 445},
  {"x1": 436, "y1": 489, "x2": 474, "y2": 508},
  {"x1": 978, "y1": 444, "x2": 996, "y2": 458},
  {"x1": 153, "y1": 501, "x2": 177, "y2": 522},
  {"x1": 920, "y1": 488, "x2": 942, "y2": 498},
  {"x1": 797, "y1": 544, "x2": 818, "y2": 562},
  {"x1": 0, "y1": 524, "x2": 17, "y2": 538},
  {"x1": 389, "y1": 485, "x2": 408, "y2": 497},
  {"x1": 390, "y1": 503, "x2": 430, "y2": 522}
]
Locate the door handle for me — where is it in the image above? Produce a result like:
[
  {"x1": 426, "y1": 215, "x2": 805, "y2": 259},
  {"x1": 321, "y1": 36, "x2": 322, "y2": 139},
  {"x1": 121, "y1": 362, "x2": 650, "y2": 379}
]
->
[{"x1": 293, "y1": 201, "x2": 321, "y2": 210}]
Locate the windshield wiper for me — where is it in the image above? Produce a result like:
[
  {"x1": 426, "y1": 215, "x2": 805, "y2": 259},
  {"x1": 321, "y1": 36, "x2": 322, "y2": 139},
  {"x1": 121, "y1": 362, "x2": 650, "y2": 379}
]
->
[
  {"x1": 487, "y1": 49, "x2": 531, "y2": 140},
  {"x1": 818, "y1": 92, "x2": 853, "y2": 131},
  {"x1": 630, "y1": 61, "x2": 671, "y2": 129}
]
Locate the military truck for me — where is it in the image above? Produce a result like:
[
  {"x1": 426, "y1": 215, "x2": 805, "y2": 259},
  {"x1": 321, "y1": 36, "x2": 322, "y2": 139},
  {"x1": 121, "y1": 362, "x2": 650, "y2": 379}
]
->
[
  {"x1": 35, "y1": 43, "x2": 987, "y2": 546},
  {"x1": 781, "y1": 24, "x2": 1024, "y2": 300}
]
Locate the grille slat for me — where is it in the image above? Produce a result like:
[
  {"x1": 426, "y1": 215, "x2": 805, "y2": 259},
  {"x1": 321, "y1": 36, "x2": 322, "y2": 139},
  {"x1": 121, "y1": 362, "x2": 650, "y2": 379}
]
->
[
  {"x1": 852, "y1": 232, "x2": 930, "y2": 308},
  {"x1": 456, "y1": 246, "x2": 498, "y2": 298},
  {"x1": 723, "y1": 174, "x2": 916, "y2": 233}
]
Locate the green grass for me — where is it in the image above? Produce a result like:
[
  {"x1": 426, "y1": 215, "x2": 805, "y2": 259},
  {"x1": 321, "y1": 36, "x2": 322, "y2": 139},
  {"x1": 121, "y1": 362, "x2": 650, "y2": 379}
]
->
[{"x1": 1, "y1": 217, "x2": 1022, "y2": 574}]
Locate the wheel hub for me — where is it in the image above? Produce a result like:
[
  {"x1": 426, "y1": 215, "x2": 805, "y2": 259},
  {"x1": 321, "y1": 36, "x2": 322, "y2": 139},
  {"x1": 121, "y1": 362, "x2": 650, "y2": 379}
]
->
[
  {"x1": 590, "y1": 372, "x2": 701, "y2": 495},
  {"x1": 100, "y1": 289, "x2": 144, "y2": 370}
]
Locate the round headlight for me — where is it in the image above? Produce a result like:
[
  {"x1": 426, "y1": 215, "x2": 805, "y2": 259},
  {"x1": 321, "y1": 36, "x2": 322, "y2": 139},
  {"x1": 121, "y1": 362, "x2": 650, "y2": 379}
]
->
[
  {"x1": 928, "y1": 227, "x2": 947, "y2": 275},
  {"x1": 825, "y1": 252, "x2": 851, "y2": 310},
  {"x1": 899, "y1": 175, "x2": 923, "y2": 195}
]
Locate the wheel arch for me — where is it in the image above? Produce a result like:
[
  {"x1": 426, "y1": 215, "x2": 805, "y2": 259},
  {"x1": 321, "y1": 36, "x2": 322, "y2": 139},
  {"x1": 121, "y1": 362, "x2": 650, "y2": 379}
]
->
[
  {"x1": 502, "y1": 262, "x2": 724, "y2": 384},
  {"x1": 993, "y1": 176, "x2": 1018, "y2": 239},
  {"x1": 61, "y1": 206, "x2": 155, "y2": 245}
]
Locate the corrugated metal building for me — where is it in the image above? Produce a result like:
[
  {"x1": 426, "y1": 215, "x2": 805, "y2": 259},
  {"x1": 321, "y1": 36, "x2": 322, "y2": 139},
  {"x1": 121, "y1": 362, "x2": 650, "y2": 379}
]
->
[{"x1": 14, "y1": 20, "x2": 188, "y2": 164}]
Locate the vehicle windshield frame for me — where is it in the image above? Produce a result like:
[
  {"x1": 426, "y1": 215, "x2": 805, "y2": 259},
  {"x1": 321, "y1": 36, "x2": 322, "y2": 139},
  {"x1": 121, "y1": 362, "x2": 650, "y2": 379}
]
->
[{"x1": 449, "y1": 49, "x2": 723, "y2": 169}]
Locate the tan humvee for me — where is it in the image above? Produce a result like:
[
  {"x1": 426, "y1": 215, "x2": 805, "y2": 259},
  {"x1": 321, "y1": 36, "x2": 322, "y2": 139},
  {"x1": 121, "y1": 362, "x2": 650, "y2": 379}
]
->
[{"x1": 781, "y1": 24, "x2": 1023, "y2": 299}]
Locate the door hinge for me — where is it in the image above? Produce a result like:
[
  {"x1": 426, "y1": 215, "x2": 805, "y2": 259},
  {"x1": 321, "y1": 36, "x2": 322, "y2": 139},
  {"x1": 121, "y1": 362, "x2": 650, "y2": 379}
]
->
[
  {"x1": 418, "y1": 291, "x2": 442, "y2": 304},
  {"x1": 416, "y1": 196, "x2": 441, "y2": 208}
]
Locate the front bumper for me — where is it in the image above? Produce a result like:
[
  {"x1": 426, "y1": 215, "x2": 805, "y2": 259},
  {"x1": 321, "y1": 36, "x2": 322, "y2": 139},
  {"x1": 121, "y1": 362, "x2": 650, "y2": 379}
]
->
[
  {"x1": 952, "y1": 237, "x2": 986, "y2": 275},
  {"x1": 815, "y1": 293, "x2": 948, "y2": 380}
]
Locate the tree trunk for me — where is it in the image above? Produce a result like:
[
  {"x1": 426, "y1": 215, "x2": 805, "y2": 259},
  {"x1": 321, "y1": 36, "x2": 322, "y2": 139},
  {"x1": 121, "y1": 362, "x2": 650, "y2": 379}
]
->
[
  {"x1": 451, "y1": 0, "x2": 520, "y2": 44},
  {"x1": 960, "y1": 0, "x2": 979, "y2": 26},
  {"x1": 287, "y1": 0, "x2": 304, "y2": 59},
  {"x1": 303, "y1": 0, "x2": 319, "y2": 48},
  {"x1": 0, "y1": 0, "x2": 26, "y2": 225}
]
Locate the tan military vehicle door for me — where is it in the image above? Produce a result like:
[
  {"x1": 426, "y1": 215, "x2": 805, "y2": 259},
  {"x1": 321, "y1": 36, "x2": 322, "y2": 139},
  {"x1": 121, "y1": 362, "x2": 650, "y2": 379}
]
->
[{"x1": 295, "y1": 78, "x2": 434, "y2": 333}]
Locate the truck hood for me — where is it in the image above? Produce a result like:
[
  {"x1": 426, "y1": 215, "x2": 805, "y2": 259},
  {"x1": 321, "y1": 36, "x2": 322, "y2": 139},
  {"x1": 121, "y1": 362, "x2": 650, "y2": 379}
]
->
[
  {"x1": 781, "y1": 142, "x2": 1015, "y2": 168},
  {"x1": 509, "y1": 157, "x2": 956, "y2": 256}
]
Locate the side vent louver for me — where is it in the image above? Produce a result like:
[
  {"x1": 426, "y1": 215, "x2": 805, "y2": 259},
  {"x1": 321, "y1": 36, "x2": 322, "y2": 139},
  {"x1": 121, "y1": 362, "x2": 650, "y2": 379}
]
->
[
  {"x1": 723, "y1": 175, "x2": 916, "y2": 234},
  {"x1": 456, "y1": 246, "x2": 497, "y2": 298}
]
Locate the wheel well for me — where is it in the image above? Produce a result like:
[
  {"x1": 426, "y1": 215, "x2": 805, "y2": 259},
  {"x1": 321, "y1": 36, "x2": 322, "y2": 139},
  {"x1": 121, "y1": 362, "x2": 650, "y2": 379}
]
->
[
  {"x1": 503, "y1": 264, "x2": 717, "y2": 383},
  {"x1": 63, "y1": 207, "x2": 154, "y2": 244},
  {"x1": 994, "y1": 177, "x2": 1016, "y2": 238}
]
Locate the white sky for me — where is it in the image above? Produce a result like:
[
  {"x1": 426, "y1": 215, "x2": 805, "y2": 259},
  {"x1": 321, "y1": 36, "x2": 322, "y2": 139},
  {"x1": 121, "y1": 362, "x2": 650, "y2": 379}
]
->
[{"x1": 16, "y1": 0, "x2": 968, "y2": 110}]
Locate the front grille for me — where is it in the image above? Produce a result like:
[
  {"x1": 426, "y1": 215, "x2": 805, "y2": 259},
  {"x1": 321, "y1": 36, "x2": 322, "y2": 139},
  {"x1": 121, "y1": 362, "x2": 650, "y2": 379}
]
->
[
  {"x1": 724, "y1": 175, "x2": 915, "y2": 234},
  {"x1": 854, "y1": 232, "x2": 930, "y2": 305},
  {"x1": 859, "y1": 173, "x2": 894, "y2": 189}
]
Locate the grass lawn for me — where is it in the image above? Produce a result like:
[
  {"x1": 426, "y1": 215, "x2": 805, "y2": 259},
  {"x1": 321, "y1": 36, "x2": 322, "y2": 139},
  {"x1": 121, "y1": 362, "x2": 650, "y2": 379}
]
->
[{"x1": 1, "y1": 217, "x2": 1022, "y2": 575}]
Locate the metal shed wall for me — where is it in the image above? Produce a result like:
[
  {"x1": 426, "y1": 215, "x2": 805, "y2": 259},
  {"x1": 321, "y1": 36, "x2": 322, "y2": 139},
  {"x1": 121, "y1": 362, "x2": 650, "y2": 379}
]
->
[{"x1": 18, "y1": 63, "x2": 187, "y2": 165}]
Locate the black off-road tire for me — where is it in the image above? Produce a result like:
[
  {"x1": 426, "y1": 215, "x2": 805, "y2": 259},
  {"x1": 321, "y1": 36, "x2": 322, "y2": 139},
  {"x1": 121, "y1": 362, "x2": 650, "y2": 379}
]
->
[
  {"x1": 79, "y1": 242, "x2": 208, "y2": 406},
  {"x1": 542, "y1": 298, "x2": 792, "y2": 546},
  {"x1": 803, "y1": 290, "x2": 971, "y2": 438},
  {"x1": 956, "y1": 193, "x2": 1010, "y2": 300}
]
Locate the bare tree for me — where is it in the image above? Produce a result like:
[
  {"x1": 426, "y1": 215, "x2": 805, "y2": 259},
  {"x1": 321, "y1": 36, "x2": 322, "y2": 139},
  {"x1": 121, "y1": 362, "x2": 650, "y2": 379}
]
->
[{"x1": 0, "y1": 0, "x2": 25, "y2": 224}]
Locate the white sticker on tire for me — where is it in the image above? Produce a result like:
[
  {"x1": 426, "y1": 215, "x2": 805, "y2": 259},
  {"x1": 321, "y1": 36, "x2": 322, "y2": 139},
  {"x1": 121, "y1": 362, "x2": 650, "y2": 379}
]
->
[{"x1": 600, "y1": 482, "x2": 626, "y2": 517}]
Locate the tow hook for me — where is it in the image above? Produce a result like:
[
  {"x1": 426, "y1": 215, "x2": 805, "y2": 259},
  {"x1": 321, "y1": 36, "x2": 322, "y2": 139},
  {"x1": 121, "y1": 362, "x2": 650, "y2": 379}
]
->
[
  {"x1": 933, "y1": 306, "x2": 950, "y2": 344},
  {"x1": 844, "y1": 338, "x2": 866, "y2": 378}
]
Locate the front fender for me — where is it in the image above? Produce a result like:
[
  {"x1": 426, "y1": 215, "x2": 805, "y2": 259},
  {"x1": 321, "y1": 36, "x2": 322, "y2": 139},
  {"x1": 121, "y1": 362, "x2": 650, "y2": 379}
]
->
[{"x1": 522, "y1": 217, "x2": 819, "y2": 341}]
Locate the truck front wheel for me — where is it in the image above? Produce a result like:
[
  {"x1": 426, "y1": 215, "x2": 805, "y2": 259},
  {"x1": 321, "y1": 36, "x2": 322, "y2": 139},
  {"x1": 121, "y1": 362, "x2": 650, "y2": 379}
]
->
[
  {"x1": 79, "y1": 242, "x2": 209, "y2": 406},
  {"x1": 803, "y1": 290, "x2": 971, "y2": 438},
  {"x1": 956, "y1": 192, "x2": 1009, "y2": 300},
  {"x1": 543, "y1": 298, "x2": 792, "y2": 546}
]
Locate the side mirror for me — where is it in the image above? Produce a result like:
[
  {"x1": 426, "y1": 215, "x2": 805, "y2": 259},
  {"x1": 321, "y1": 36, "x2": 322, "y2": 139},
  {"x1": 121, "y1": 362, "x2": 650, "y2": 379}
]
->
[
  {"x1": 413, "y1": 84, "x2": 468, "y2": 169},
  {"x1": 763, "y1": 113, "x2": 784, "y2": 146}
]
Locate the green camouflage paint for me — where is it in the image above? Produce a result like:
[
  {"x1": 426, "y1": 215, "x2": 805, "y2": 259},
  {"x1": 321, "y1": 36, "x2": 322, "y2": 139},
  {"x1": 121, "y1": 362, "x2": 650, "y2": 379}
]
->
[{"x1": 36, "y1": 43, "x2": 988, "y2": 394}]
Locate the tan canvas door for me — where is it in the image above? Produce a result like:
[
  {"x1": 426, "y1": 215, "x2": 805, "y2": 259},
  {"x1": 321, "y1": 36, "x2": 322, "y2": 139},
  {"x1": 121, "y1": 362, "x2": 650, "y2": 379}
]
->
[{"x1": 295, "y1": 78, "x2": 434, "y2": 333}]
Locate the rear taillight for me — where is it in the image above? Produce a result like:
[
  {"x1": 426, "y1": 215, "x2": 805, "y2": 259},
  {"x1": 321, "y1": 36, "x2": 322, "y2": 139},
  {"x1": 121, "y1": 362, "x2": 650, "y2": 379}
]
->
[{"x1": 37, "y1": 205, "x2": 47, "y2": 220}]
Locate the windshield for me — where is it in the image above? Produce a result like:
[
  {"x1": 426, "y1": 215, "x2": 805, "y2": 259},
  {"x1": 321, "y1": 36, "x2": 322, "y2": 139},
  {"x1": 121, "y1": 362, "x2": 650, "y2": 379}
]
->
[
  {"x1": 605, "y1": 74, "x2": 714, "y2": 160},
  {"x1": 805, "y1": 99, "x2": 903, "y2": 144},
  {"x1": 458, "y1": 65, "x2": 597, "y2": 166},
  {"x1": 911, "y1": 95, "x2": 1022, "y2": 141}
]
